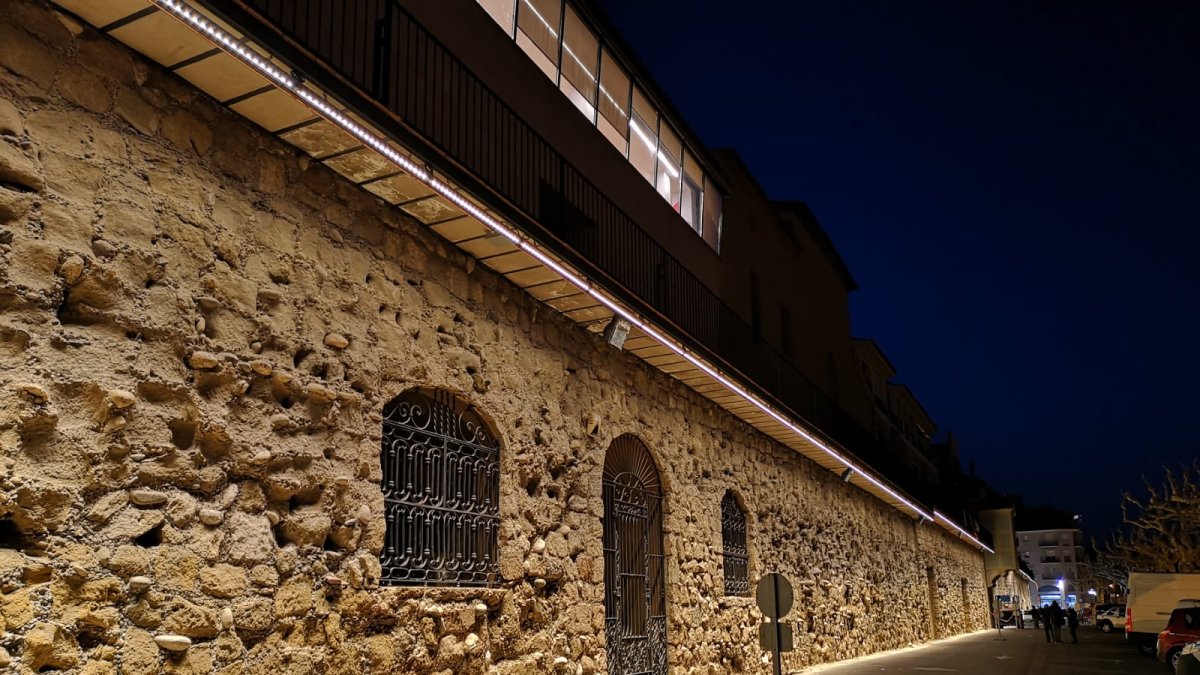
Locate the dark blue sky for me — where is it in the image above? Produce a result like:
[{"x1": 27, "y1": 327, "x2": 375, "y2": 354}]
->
[{"x1": 594, "y1": 0, "x2": 1200, "y2": 536}]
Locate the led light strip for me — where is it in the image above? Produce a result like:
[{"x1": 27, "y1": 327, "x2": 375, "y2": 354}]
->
[
  {"x1": 934, "y1": 511, "x2": 994, "y2": 553},
  {"x1": 149, "y1": 0, "x2": 1000, "y2": 539}
]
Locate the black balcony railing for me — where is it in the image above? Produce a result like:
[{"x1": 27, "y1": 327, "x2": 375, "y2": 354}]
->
[{"x1": 209, "y1": 0, "x2": 949, "y2": 512}]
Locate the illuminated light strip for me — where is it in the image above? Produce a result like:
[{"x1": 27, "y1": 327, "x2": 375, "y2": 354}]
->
[
  {"x1": 934, "y1": 511, "x2": 994, "y2": 553},
  {"x1": 152, "y1": 0, "x2": 960, "y2": 531}
]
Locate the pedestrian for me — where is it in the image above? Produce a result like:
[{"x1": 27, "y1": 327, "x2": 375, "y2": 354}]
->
[
  {"x1": 1042, "y1": 604, "x2": 1053, "y2": 643},
  {"x1": 1067, "y1": 607, "x2": 1079, "y2": 643},
  {"x1": 1031, "y1": 606, "x2": 1041, "y2": 630},
  {"x1": 1049, "y1": 600, "x2": 1065, "y2": 643}
]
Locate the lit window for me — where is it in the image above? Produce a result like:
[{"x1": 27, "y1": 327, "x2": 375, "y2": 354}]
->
[
  {"x1": 560, "y1": 7, "x2": 598, "y2": 120},
  {"x1": 380, "y1": 389, "x2": 500, "y2": 586},
  {"x1": 629, "y1": 87, "x2": 658, "y2": 185},
  {"x1": 702, "y1": 177, "x2": 722, "y2": 250},
  {"x1": 721, "y1": 491, "x2": 749, "y2": 597},
  {"x1": 597, "y1": 49, "x2": 630, "y2": 154},
  {"x1": 657, "y1": 123, "x2": 682, "y2": 208},
  {"x1": 479, "y1": 0, "x2": 517, "y2": 35},
  {"x1": 681, "y1": 150, "x2": 703, "y2": 233},
  {"x1": 516, "y1": 0, "x2": 561, "y2": 80}
]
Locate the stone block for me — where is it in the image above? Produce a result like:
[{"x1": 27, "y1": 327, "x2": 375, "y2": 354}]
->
[
  {"x1": 0, "y1": 137, "x2": 44, "y2": 191},
  {"x1": 120, "y1": 628, "x2": 160, "y2": 675},
  {"x1": 23, "y1": 622, "x2": 80, "y2": 671},
  {"x1": 0, "y1": 95, "x2": 22, "y2": 136},
  {"x1": 0, "y1": 24, "x2": 59, "y2": 88},
  {"x1": 6, "y1": 237, "x2": 59, "y2": 291},
  {"x1": 199, "y1": 564, "x2": 248, "y2": 599},
  {"x1": 224, "y1": 512, "x2": 275, "y2": 566},
  {"x1": 58, "y1": 67, "x2": 112, "y2": 113}
]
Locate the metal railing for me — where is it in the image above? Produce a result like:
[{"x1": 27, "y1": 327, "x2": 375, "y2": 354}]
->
[{"x1": 212, "y1": 0, "x2": 949, "y2": 511}]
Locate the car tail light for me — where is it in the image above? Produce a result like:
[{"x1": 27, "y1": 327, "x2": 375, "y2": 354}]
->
[{"x1": 1126, "y1": 609, "x2": 1133, "y2": 633}]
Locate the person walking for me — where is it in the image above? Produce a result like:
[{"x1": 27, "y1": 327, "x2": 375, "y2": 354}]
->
[
  {"x1": 1067, "y1": 607, "x2": 1079, "y2": 643},
  {"x1": 1049, "y1": 601, "x2": 1065, "y2": 643},
  {"x1": 1042, "y1": 604, "x2": 1053, "y2": 643}
]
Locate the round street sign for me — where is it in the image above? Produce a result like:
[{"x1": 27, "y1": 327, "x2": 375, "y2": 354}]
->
[{"x1": 755, "y1": 572, "x2": 794, "y2": 619}]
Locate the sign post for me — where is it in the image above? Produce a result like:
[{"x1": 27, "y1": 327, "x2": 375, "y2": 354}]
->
[{"x1": 756, "y1": 573, "x2": 795, "y2": 675}]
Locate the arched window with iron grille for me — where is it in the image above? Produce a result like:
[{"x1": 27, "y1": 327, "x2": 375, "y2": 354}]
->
[
  {"x1": 721, "y1": 490, "x2": 749, "y2": 597},
  {"x1": 379, "y1": 388, "x2": 500, "y2": 587}
]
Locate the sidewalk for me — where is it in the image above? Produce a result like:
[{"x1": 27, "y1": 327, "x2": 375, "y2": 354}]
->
[{"x1": 802, "y1": 626, "x2": 1163, "y2": 674}]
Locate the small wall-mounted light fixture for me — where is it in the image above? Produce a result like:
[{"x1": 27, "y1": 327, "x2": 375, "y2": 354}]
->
[
  {"x1": 602, "y1": 316, "x2": 632, "y2": 349},
  {"x1": 841, "y1": 468, "x2": 854, "y2": 482}
]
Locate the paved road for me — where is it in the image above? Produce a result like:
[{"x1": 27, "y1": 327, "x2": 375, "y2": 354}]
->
[{"x1": 803, "y1": 626, "x2": 1166, "y2": 674}]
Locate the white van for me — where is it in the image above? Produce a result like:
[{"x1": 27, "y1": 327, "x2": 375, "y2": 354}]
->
[{"x1": 1125, "y1": 572, "x2": 1200, "y2": 652}]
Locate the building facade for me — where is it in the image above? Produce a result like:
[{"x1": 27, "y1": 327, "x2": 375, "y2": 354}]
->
[
  {"x1": 1, "y1": 0, "x2": 990, "y2": 672},
  {"x1": 1017, "y1": 527, "x2": 1085, "y2": 608},
  {"x1": 979, "y1": 508, "x2": 1037, "y2": 622}
]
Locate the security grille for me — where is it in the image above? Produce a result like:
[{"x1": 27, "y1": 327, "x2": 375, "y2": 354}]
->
[
  {"x1": 603, "y1": 435, "x2": 668, "y2": 674},
  {"x1": 721, "y1": 491, "x2": 749, "y2": 597},
  {"x1": 380, "y1": 388, "x2": 499, "y2": 586}
]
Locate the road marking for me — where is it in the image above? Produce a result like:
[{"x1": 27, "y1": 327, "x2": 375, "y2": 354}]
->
[{"x1": 994, "y1": 655, "x2": 1011, "y2": 660}]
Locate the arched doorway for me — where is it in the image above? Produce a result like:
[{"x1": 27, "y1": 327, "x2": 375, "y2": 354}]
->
[{"x1": 602, "y1": 434, "x2": 667, "y2": 674}]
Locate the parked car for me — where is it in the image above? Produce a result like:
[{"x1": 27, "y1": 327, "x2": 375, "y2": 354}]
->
[
  {"x1": 1096, "y1": 605, "x2": 1127, "y2": 633},
  {"x1": 1176, "y1": 640, "x2": 1200, "y2": 675},
  {"x1": 1158, "y1": 606, "x2": 1200, "y2": 670}
]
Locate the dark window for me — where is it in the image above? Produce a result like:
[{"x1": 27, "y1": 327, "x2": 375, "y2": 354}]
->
[
  {"x1": 721, "y1": 491, "x2": 749, "y2": 597},
  {"x1": 379, "y1": 388, "x2": 500, "y2": 586},
  {"x1": 749, "y1": 272, "x2": 761, "y2": 338},
  {"x1": 779, "y1": 305, "x2": 793, "y2": 360}
]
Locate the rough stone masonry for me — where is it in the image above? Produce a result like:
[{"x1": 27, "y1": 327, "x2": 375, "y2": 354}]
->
[{"x1": 0, "y1": 1, "x2": 990, "y2": 673}]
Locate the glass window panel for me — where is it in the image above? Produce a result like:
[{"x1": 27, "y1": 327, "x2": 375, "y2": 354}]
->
[
  {"x1": 657, "y1": 124, "x2": 681, "y2": 208},
  {"x1": 478, "y1": 0, "x2": 516, "y2": 35},
  {"x1": 598, "y1": 117, "x2": 627, "y2": 156},
  {"x1": 681, "y1": 175, "x2": 702, "y2": 232},
  {"x1": 516, "y1": 0, "x2": 561, "y2": 79},
  {"x1": 683, "y1": 149, "x2": 703, "y2": 184},
  {"x1": 702, "y1": 178, "x2": 721, "y2": 250},
  {"x1": 562, "y1": 80, "x2": 594, "y2": 119},
  {"x1": 629, "y1": 88, "x2": 657, "y2": 185},
  {"x1": 632, "y1": 87, "x2": 655, "y2": 127},
  {"x1": 598, "y1": 49, "x2": 630, "y2": 140},
  {"x1": 560, "y1": 7, "x2": 597, "y2": 119}
]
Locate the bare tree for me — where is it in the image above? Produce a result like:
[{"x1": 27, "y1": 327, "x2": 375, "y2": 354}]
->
[{"x1": 1099, "y1": 462, "x2": 1200, "y2": 574}]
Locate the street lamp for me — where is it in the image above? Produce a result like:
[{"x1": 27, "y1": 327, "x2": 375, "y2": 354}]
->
[{"x1": 1057, "y1": 578, "x2": 1065, "y2": 604}]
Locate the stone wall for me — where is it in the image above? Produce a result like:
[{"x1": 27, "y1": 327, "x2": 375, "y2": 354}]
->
[{"x1": 0, "y1": 2, "x2": 989, "y2": 673}]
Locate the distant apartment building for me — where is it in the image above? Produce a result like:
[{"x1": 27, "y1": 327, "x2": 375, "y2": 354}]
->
[{"x1": 1017, "y1": 526, "x2": 1085, "y2": 607}]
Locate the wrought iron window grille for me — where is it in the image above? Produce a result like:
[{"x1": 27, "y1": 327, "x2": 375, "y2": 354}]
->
[
  {"x1": 380, "y1": 388, "x2": 500, "y2": 587},
  {"x1": 721, "y1": 491, "x2": 749, "y2": 597}
]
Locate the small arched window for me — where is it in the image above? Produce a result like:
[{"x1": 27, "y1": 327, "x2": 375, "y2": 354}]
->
[
  {"x1": 721, "y1": 490, "x2": 749, "y2": 597},
  {"x1": 379, "y1": 388, "x2": 500, "y2": 587}
]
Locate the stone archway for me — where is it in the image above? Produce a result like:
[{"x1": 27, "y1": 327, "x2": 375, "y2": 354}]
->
[{"x1": 601, "y1": 434, "x2": 667, "y2": 675}]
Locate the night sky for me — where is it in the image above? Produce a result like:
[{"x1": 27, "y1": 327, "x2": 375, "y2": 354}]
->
[{"x1": 593, "y1": 0, "x2": 1200, "y2": 537}]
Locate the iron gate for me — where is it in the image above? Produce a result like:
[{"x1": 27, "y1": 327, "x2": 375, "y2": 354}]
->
[{"x1": 602, "y1": 435, "x2": 667, "y2": 674}]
